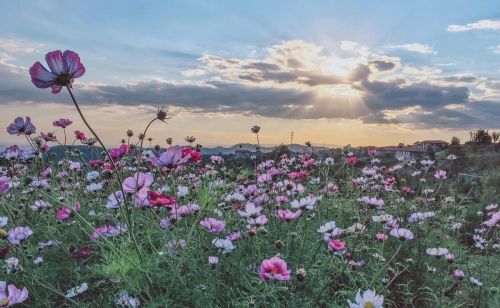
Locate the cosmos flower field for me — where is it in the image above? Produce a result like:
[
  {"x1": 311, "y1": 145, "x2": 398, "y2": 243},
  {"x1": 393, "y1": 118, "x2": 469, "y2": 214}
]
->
[{"x1": 0, "y1": 50, "x2": 498, "y2": 307}]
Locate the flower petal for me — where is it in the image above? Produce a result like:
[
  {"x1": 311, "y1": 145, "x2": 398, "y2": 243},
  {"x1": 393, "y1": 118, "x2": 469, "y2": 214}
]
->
[
  {"x1": 45, "y1": 50, "x2": 67, "y2": 75},
  {"x1": 29, "y1": 62, "x2": 56, "y2": 88},
  {"x1": 63, "y1": 50, "x2": 85, "y2": 78}
]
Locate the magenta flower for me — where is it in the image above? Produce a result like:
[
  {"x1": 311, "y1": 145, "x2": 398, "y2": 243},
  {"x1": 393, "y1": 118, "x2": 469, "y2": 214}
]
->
[
  {"x1": 0, "y1": 176, "x2": 10, "y2": 194},
  {"x1": 53, "y1": 118, "x2": 73, "y2": 128},
  {"x1": 150, "y1": 146, "x2": 190, "y2": 168},
  {"x1": 259, "y1": 256, "x2": 291, "y2": 281},
  {"x1": 56, "y1": 207, "x2": 71, "y2": 221},
  {"x1": 7, "y1": 227, "x2": 33, "y2": 245},
  {"x1": 29, "y1": 50, "x2": 85, "y2": 94},
  {"x1": 110, "y1": 144, "x2": 129, "y2": 160},
  {"x1": 0, "y1": 281, "x2": 29, "y2": 306},
  {"x1": 7, "y1": 117, "x2": 36, "y2": 136},
  {"x1": 328, "y1": 239, "x2": 347, "y2": 252},
  {"x1": 200, "y1": 217, "x2": 226, "y2": 233},
  {"x1": 74, "y1": 130, "x2": 86, "y2": 141}
]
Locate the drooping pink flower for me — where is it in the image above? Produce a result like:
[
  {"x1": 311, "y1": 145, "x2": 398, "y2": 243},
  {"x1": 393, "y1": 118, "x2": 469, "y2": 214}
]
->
[
  {"x1": 53, "y1": 118, "x2": 72, "y2": 128},
  {"x1": 259, "y1": 256, "x2": 291, "y2": 281},
  {"x1": 29, "y1": 50, "x2": 85, "y2": 94}
]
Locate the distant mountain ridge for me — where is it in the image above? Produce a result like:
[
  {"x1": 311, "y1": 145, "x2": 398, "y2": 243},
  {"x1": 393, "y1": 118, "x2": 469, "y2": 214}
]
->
[
  {"x1": 38, "y1": 143, "x2": 333, "y2": 160},
  {"x1": 199, "y1": 143, "x2": 331, "y2": 155}
]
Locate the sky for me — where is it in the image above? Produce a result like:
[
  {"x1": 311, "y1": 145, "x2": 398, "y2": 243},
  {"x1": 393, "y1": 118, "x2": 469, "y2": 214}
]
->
[{"x1": 0, "y1": 0, "x2": 499, "y2": 147}]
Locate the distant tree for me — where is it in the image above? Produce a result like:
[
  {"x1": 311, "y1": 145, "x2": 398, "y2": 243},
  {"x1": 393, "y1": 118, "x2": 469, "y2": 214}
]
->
[
  {"x1": 471, "y1": 129, "x2": 492, "y2": 145},
  {"x1": 427, "y1": 145, "x2": 436, "y2": 160},
  {"x1": 451, "y1": 136, "x2": 460, "y2": 146},
  {"x1": 492, "y1": 131, "x2": 500, "y2": 143},
  {"x1": 272, "y1": 144, "x2": 291, "y2": 158},
  {"x1": 397, "y1": 143, "x2": 405, "y2": 148}
]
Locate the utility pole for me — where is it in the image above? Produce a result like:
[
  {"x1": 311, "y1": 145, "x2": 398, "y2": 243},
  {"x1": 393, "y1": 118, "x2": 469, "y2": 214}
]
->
[{"x1": 290, "y1": 131, "x2": 294, "y2": 153}]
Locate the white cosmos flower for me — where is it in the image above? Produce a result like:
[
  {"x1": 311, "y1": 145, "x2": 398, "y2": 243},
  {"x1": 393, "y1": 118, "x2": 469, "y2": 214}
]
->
[{"x1": 348, "y1": 289, "x2": 384, "y2": 308}]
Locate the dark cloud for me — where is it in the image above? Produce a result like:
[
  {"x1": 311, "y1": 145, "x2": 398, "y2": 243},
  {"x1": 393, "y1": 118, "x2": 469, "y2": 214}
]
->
[
  {"x1": 439, "y1": 75, "x2": 479, "y2": 83},
  {"x1": 355, "y1": 79, "x2": 470, "y2": 110},
  {"x1": 369, "y1": 60, "x2": 396, "y2": 71}
]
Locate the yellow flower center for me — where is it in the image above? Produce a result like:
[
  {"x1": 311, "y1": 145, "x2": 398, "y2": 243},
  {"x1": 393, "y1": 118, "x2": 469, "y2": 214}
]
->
[{"x1": 364, "y1": 302, "x2": 375, "y2": 308}]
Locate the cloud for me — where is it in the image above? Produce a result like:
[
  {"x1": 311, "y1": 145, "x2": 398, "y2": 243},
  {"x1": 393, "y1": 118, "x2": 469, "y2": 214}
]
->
[
  {"x1": 447, "y1": 19, "x2": 500, "y2": 32},
  {"x1": 386, "y1": 43, "x2": 437, "y2": 54},
  {"x1": 0, "y1": 38, "x2": 42, "y2": 54},
  {"x1": 490, "y1": 45, "x2": 500, "y2": 54},
  {"x1": 0, "y1": 39, "x2": 499, "y2": 130}
]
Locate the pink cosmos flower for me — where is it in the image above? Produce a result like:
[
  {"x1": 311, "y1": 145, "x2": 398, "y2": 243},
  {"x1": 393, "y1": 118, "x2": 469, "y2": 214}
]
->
[
  {"x1": 56, "y1": 207, "x2": 71, "y2": 221},
  {"x1": 53, "y1": 118, "x2": 72, "y2": 128},
  {"x1": 110, "y1": 144, "x2": 129, "y2": 160},
  {"x1": 346, "y1": 156, "x2": 358, "y2": 165},
  {"x1": 328, "y1": 239, "x2": 347, "y2": 251},
  {"x1": 390, "y1": 228, "x2": 414, "y2": 240},
  {"x1": 29, "y1": 50, "x2": 85, "y2": 94},
  {"x1": 276, "y1": 209, "x2": 302, "y2": 222},
  {"x1": 483, "y1": 210, "x2": 500, "y2": 228},
  {"x1": 434, "y1": 170, "x2": 447, "y2": 180},
  {"x1": 452, "y1": 269, "x2": 464, "y2": 280},
  {"x1": 122, "y1": 172, "x2": 154, "y2": 194},
  {"x1": 91, "y1": 224, "x2": 127, "y2": 241},
  {"x1": 0, "y1": 176, "x2": 10, "y2": 194},
  {"x1": 7, "y1": 227, "x2": 33, "y2": 245},
  {"x1": 375, "y1": 232, "x2": 388, "y2": 242},
  {"x1": 200, "y1": 218, "x2": 225, "y2": 233},
  {"x1": 147, "y1": 191, "x2": 176, "y2": 208},
  {"x1": 56, "y1": 203, "x2": 80, "y2": 221},
  {"x1": 259, "y1": 256, "x2": 291, "y2": 281},
  {"x1": 7, "y1": 117, "x2": 36, "y2": 136},
  {"x1": 74, "y1": 130, "x2": 86, "y2": 141},
  {"x1": 208, "y1": 256, "x2": 219, "y2": 266},
  {"x1": 150, "y1": 146, "x2": 190, "y2": 168},
  {"x1": 122, "y1": 172, "x2": 154, "y2": 207},
  {"x1": 0, "y1": 281, "x2": 29, "y2": 306}
]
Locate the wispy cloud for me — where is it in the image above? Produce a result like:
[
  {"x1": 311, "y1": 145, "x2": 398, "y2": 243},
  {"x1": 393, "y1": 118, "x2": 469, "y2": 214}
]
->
[
  {"x1": 0, "y1": 38, "x2": 42, "y2": 53},
  {"x1": 490, "y1": 45, "x2": 500, "y2": 54},
  {"x1": 386, "y1": 43, "x2": 437, "y2": 54},
  {"x1": 447, "y1": 19, "x2": 500, "y2": 32}
]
